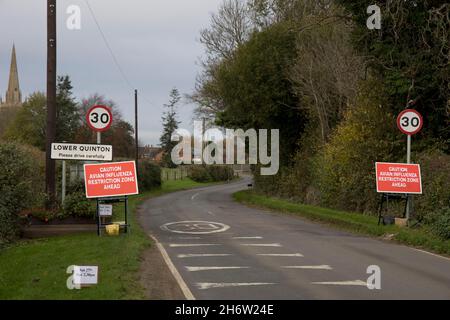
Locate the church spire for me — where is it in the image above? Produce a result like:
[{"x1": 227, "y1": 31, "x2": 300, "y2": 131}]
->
[{"x1": 5, "y1": 44, "x2": 22, "y2": 106}]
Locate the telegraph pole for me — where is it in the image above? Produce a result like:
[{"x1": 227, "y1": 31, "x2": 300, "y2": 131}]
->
[
  {"x1": 45, "y1": 0, "x2": 57, "y2": 206},
  {"x1": 135, "y1": 89, "x2": 139, "y2": 178}
]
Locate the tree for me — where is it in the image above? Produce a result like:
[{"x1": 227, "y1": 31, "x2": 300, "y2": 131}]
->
[
  {"x1": 336, "y1": 0, "x2": 450, "y2": 150},
  {"x1": 209, "y1": 21, "x2": 306, "y2": 165},
  {"x1": 290, "y1": 11, "x2": 363, "y2": 142},
  {"x1": 160, "y1": 88, "x2": 181, "y2": 168},
  {"x1": 199, "y1": 0, "x2": 253, "y2": 62},
  {"x1": 0, "y1": 107, "x2": 19, "y2": 138},
  {"x1": 5, "y1": 76, "x2": 80, "y2": 150}
]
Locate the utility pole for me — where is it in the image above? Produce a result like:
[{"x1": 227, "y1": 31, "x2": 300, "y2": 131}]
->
[
  {"x1": 45, "y1": 0, "x2": 57, "y2": 207},
  {"x1": 135, "y1": 89, "x2": 139, "y2": 178}
]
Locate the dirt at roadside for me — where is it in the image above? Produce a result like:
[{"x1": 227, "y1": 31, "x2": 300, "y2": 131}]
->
[{"x1": 137, "y1": 208, "x2": 185, "y2": 300}]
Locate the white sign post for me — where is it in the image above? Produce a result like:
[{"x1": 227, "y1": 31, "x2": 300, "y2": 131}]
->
[{"x1": 396, "y1": 109, "x2": 423, "y2": 223}]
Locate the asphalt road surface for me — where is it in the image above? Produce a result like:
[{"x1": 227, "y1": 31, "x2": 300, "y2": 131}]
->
[{"x1": 139, "y1": 178, "x2": 450, "y2": 300}]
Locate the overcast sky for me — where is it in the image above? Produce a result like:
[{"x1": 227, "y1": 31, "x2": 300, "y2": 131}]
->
[{"x1": 0, "y1": 0, "x2": 222, "y2": 145}]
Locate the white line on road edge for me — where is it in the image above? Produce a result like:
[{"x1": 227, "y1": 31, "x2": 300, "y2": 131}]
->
[
  {"x1": 257, "y1": 253, "x2": 304, "y2": 257},
  {"x1": 196, "y1": 283, "x2": 276, "y2": 290},
  {"x1": 411, "y1": 248, "x2": 450, "y2": 262},
  {"x1": 191, "y1": 193, "x2": 199, "y2": 200},
  {"x1": 186, "y1": 266, "x2": 250, "y2": 272},
  {"x1": 240, "y1": 243, "x2": 282, "y2": 247},
  {"x1": 149, "y1": 235, "x2": 195, "y2": 300},
  {"x1": 232, "y1": 236, "x2": 263, "y2": 239},
  {"x1": 177, "y1": 254, "x2": 233, "y2": 258},
  {"x1": 169, "y1": 244, "x2": 222, "y2": 247},
  {"x1": 282, "y1": 265, "x2": 332, "y2": 270},
  {"x1": 312, "y1": 280, "x2": 367, "y2": 286}
]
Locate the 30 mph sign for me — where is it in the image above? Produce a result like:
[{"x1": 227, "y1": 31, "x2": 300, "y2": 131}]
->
[
  {"x1": 86, "y1": 105, "x2": 113, "y2": 132},
  {"x1": 397, "y1": 109, "x2": 423, "y2": 135}
]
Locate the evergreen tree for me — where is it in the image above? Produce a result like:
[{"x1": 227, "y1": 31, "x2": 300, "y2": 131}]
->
[{"x1": 160, "y1": 88, "x2": 181, "y2": 168}]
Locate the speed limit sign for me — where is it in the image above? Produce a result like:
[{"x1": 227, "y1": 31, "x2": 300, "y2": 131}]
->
[
  {"x1": 86, "y1": 105, "x2": 113, "y2": 132},
  {"x1": 397, "y1": 109, "x2": 423, "y2": 135}
]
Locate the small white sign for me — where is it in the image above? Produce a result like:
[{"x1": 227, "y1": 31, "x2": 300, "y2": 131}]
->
[
  {"x1": 51, "y1": 143, "x2": 113, "y2": 161},
  {"x1": 99, "y1": 204, "x2": 113, "y2": 217},
  {"x1": 73, "y1": 266, "x2": 98, "y2": 286}
]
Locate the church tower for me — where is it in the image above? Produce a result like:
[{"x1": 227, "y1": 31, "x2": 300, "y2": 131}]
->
[{"x1": 1, "y1": 45, "x2": 22, "y2": 107}]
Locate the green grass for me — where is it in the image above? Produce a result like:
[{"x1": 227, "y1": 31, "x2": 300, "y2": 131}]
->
[
  {"x1": 0, "y1": 178, "x2": 214, "y2": 300},
  {"x1": 234, "y1": 190, "x2": 450, "y2": 256}
]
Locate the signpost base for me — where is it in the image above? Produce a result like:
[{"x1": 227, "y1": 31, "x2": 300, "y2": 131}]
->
[
  {"x1": 377, "y1": 193, "x2": 409, "y2": 226},
  {"x1": 96, "y1": 196, "x2": 129, "y2": 236}
]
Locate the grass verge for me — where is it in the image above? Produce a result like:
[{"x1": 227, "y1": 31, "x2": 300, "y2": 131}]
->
[
  {"x1": 0, "y1": 178, "x2": 214, "y2": 300},
  {"x1": 233, "y1": 190, "x2": 450, "y2": 256}
]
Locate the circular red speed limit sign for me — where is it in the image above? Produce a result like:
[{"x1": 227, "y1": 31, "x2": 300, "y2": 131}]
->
[
  {"x1": 397, "y1": 109, "x2": 423, "y2": 135},
  {"x1": 86, "y1": 105, "x2": 113, "y2": 132}
]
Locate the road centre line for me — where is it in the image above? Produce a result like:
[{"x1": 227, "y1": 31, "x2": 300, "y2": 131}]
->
[
  {"x1": 196, "y1": 283, "x2": 276, "y2": 290},
  {"x1": 232, "y1": 236, "x2": 263, "y2": 239},
  {"x1": 312, "y1": 280, "x2": 367, "y2": 286},
  {"x1": 186, "y1": 266, "x2": 249, "y2": 272},
  {"x1": 178, "y1": 237, "x2": 202, "y2": 240},
  {"x1": 282, "y1": 265, "x2": 332, "y2": 270},
  {"x1": 258, "y1": 253, "x2": 304, "y2": 257},
  {"x1": 240, "y1": 243, "x2": 282, "y2": 247},
  {"x1": 169, "y1": 244, "x2": 222, "y2": 247},
  {"x1": 177, "y1": 254, "x2": 233, "y2": 258},
  {"x1": 191, "y1": 193, "x2": 199, "y2": 200}
]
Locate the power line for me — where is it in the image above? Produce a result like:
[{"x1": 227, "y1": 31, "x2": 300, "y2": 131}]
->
[
  {"x1": 84, "y1": 1, "x2": 155, "y2": 108},
  {"x1": 84, "y1": 0, "x2": 134, "y2": 91}
]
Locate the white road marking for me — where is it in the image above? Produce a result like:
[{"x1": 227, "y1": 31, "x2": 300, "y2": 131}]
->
[
  {"x1": 178, "y1": 237, "x2": 202, "y2": 240},
  {"x1": 169, "y1": 244, "x2": 221, "y2": 247},
  {"x1": 282, "y1": 265, "x2": 332, "y2": 270},
  {"x1": 312, "y1": 280, "x2": 367, "y2": 286},
  {"x1": 196, "y1": 283, "x2": 276, "y2": 290},
  {"x1": 149, "y1": 235, "x2": 195, "y2": 300},
  {"x1": 161, "y1": 221, "x2": 230, "y2": 235},
  {"x1": 207, "y1": 211, "x2": 215, "y2": 216},
  {"x1": 411, "y1": 248, "x2": 450, "y2": 262},
  {"x1": 191, "y1": 193, "x2": 199, "y2": 200},
  {"x1": 258, "y1": 253, "x2": 304, "y2": 257},
  {"x1": 240, "y1": 243, "x2": 282, "y2": 247},
  {"x1": 186, "y1": 266, "x2": 249, "y2": 272},
  {"x1": 232, "y1": 236, "x2": 263, "y2": 239},
  {"x1": 177, "y1": 254, "x2": 233, "y2": 258}
]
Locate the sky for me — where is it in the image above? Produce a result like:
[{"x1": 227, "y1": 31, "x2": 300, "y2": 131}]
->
[{"x1": 0, "y1": 0, "x2": 222, "y2": 146}]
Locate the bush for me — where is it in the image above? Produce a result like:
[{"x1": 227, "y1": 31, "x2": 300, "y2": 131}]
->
[
  {"x1": 312, "y1": 96, "x2": 395, "y2": 213},
  {"x1": 188, "y1": 165, "x2": 234, "y2": 183},
  {"x1": 415, "y1": 150, "x2": 450, "y2": 222},
  {"x1": 0, "y1": 206, "x2": 19, "y2": 246},
  {"x1": 0, "y1": 142, "x2": 44, "y2": 243},
  {"x1": 430, "y1": 208, "x2": 450, "y2": 240},
  {"x1": 138, "y1": 160, "x2": 162, "y2": 192},
  {"x1": 63, "y1": 192, "x2": 96, "y2": 219},
  {"x1": 188, "y1": 166, "x2": 212, "y2": 182}
]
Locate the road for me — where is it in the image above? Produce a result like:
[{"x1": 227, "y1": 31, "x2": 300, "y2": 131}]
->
[{"x1": 138, "y1": 178, "x2": 450, "y2": 300}]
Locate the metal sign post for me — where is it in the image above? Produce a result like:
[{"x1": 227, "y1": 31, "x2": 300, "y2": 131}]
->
[
  {"x1": 405, "y1": 134, "x2": 412, "y2": 221},
  {"x1": 397, "y1": 109, "x2": 423, "y2": 224},
  {"x1": 62, "y1": 160, "x2": 66, "y2": 204}
]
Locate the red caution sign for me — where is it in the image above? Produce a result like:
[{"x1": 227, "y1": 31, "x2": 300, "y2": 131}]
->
[
  {"x1": 376, "y1": 162, "x2": 422, "y2": 194},
  {"x1": 84, "y1": 161, "x2": 139, "y2": 198}
]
